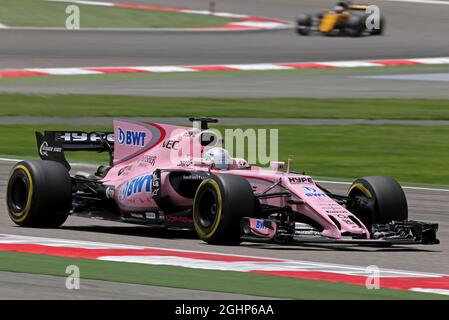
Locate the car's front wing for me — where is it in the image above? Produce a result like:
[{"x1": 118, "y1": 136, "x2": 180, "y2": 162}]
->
[{"x1": 241, "y1": 219, "x2": 439, "y2": 247}]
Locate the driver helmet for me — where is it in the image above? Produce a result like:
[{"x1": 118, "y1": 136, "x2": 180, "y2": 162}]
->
[{"x1": 204, "y1": 147, "x2": 232, "y2": 170}]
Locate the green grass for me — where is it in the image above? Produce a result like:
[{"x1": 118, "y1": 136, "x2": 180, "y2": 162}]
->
[
  {"x1": 0, "y1": 252, "x2": 444, "y2": 299},
  {"x1": 273, "y1": 125, "x2": 449, "y2": 186},
  {"x1": 1, "y1": 124, "x2": 448, "y2": 186},
  {"x1": 0, "y1": 0, "x2": 236, "y2": 28},
  {"x1": 1, "y1": 94, "x2": 449, "y2": 119}
]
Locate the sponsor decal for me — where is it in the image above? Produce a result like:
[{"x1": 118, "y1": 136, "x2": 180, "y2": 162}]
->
[
  {"x1": 325, "y1": 210, "x2": 348, "y2": 214},
  {"x1": 255, "y1": 219, "x2": 267, "y2": 230},
  {"x1": 137, "y1": 162, "x2": 150, "y2": 168},
  {"x1": 288, "y1": 177, "x2": 314, "y2": 184},
  {"x1": 117, "y1": 127, "x2": 146, "y2": 146},
  {"x1": 120, "y1": 174, "x2": 153, "y2": 200},
  {"x1": 167, "y1": 216, "x2": 193, "y2": 223},
  {"x1": 336, "y1": 214, "x2": 356, "y2": 226},
  {"x1": 303, "y1": 186, "x2": 326, "y2": 198},
  {"x1": 140, "y1": 155, "x2": 157, "y2": 166},
  {"x1": 322, "y1": 205, "x2": 345, "y2": 210},
  {"x1": 59, "y1": 132, "x2": 114, "y2": 143},
  {"x1": 161, "y1": 140, "x2": 179, "y2": 150},
  {"x1": 39, "y1": 141, "x2": 62, "y2": 156},
  {"x1": 177, "y1": 160, "x2": 193, "y2": 167},
  {"x1": 130, "y1": 212, "x2": 144, "y2": 219},
  {"x1": 182, "y1": 174, "x2": 206, "y2": 180},
  {"x1": 183, "y1": 130, "x2": 198, "y2": 138},
  {"x1": 145, "y1": 212, "x2": 157, "y2": 219},
  {"x1": 151, "y1": 170, "x2": 161, "y2": 198}
]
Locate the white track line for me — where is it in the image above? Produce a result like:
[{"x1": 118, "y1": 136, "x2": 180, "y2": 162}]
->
[
  {"x1": 26, "y1": 68, "x2": 102, "y2": 75},
  {"x1": 409, "y1": 57, "x2": 449, "y2": 64},
  {"x1": 132, "y1": 66, "x2": 196, "y2": 73},
  {"x1": 0, "y1": 157, "x2": 22, "y2": 162},
  {"x1": 223, "y1": 63, "x2": 293, "y2": 70},
  {"x1": 410, "y1": 288, "x2": 449, "y2": 296},
  {"x1": 318, "y1": 61, "x2": 383, "y2": 68}
]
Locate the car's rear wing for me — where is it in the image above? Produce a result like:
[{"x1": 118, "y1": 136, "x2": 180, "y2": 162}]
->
[{"x1": 35, "y1": 131, "x2": 114, "y2": 170}]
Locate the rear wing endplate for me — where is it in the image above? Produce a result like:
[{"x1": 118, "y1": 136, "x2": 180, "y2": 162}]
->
[{"x1": 35, "y1": 131, "x2": 114, "y2": 170}]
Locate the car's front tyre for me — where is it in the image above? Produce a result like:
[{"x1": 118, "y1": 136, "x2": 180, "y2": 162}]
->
[
  {"x1": 193, "y1": 174, "x2": 255, "y2": 245},
  {"x1": 347, "y1": 176, "x2": 408, "y2": 229}
]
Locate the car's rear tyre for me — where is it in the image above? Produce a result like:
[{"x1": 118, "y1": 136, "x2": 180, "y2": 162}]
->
[
  {"x1": 344, "y1": 15, "x2": 365, "y2": 37},
  {"x1": 193, "y1": 174, "x2": 255, "y2": 245},
  {"x1": 347, "y1": 176, "x2": 408, "y2": 229},
  {"x1": 6, "y1": 160, "x2": 72, "y2": 227},
  {"x1": 296, "y1": 14, "x2": 312, "y2": 36}
]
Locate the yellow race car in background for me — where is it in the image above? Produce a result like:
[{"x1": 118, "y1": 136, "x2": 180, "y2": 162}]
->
[{"x1": 296, "y1": 1, "x2": 384, "y2": 37}]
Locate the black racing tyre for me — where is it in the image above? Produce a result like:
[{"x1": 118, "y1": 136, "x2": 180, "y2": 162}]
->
[
  {"x1": 6, "y1": 160, "x2": 72, "y2": 227},
  {"x1": 347, "y1": 176, "x2": 408, "y2": 229},
  {"x1": 193, "y1": 174, "x2": 255, "y2": 245},
  {"x1": 296, "y1": 14, "x2": 312, "y2": 36},
  {"x1": 344, "y1": 15, "x2": 365, "y2": 37}
]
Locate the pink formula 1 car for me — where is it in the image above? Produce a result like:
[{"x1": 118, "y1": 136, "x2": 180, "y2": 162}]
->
[{"x1": 6, "y1": 118, "x2": 439, "y2": 246}]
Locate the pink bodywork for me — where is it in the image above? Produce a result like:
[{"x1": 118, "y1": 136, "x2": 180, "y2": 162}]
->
[{"x1": 100, "y1": 120, "x2": 370, "y2": 240}]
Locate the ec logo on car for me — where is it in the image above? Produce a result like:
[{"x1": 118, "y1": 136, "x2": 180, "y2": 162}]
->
[
  {"x1": 118, "y1": 127, "x2": 146, "y2": 146},
  {"x1": 303, "y1": 186, "x2": 326, "y2": 197}
]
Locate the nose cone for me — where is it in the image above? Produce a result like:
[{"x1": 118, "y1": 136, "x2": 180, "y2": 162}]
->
[{"x1": 330, "y1": 214, "x2": 370, "y2": 238}]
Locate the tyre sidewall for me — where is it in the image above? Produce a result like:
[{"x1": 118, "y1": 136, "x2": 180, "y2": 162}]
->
[
  {"x1": 193, "y1": 178, "x2": 223, "y2": 240},
  {"x1": 193, "y1": 174, "x2": 254, "y2": 245},
  {"x1": 349, "y1": 176, "x2": 408, "y2": 225},
  {"x1": 6, "y1": 160, "x2": 72, "y2": 227},
  {"x1": 7, "y1": 163, "x2": 34, "y2": 224}
]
